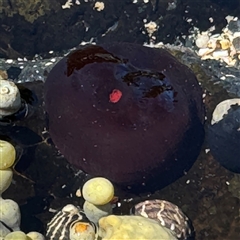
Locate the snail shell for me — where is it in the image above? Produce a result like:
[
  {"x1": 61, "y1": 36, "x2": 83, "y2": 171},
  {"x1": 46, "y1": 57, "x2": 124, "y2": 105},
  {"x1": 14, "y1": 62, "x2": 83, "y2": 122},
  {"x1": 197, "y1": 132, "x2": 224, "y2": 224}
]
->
[
  {"x1": 69, "y1": 220, "x2": 96, "y2": 240},
  {"x1": 131, "y1": 199, "x2": 194, "y2": 240},
  {"x1": 46, "y1": 204, "x2": 97, "y2": 240},
  {"x1": 0, "y1": 79, "x2": 21, "y2": 119}
]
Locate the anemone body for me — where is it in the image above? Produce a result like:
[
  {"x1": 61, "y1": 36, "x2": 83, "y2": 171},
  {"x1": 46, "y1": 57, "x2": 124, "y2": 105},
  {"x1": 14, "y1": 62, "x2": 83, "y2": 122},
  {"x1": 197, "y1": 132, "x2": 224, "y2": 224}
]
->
[{"x1": 44, "y1": 43, "x2": 205, "y2": 192}]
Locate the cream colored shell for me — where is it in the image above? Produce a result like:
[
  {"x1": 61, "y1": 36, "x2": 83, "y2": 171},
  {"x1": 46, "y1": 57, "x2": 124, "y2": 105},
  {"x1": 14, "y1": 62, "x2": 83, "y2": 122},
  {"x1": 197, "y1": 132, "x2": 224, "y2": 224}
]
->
[
  {"x1": 82, "y1": 178, "x2": 114, "y2": 205},
  {"x1": 0, "y1": 198, "x2": 21, "y2": 233},
  {"x1": 26, "y1": 232, "x2": 45, "y2": 240},
  {"x1": 69, "y1": 221, "x2": 96, "y2": 240},
  {"x1": 4, "y1": 231, "x2": 28, "y2": 240},
  {"x1": 99, "y1": 215, "x2": 176, "y2": 239},
  {"x1": 0, "y1": 168, "x2": 13, "y2": 195},
  {"x1": 0, "y1": 140, "x2": 16, "y2": 170},
  {"x1": 211, "y1": 98, "x2": 240, "y2": 125},
  {"x1": 83, "y1": 201, "x2": 112, "y2": 224}
]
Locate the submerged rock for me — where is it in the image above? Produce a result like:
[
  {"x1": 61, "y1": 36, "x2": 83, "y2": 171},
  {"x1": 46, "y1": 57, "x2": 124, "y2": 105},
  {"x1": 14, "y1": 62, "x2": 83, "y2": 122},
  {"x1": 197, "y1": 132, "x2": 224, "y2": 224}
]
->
[
  {"x1": 208, "y1": 99, "x2": 240, "y2": 173},
  {"x1": 44, "y1": 43, "x2": 205, "y2": 192}
]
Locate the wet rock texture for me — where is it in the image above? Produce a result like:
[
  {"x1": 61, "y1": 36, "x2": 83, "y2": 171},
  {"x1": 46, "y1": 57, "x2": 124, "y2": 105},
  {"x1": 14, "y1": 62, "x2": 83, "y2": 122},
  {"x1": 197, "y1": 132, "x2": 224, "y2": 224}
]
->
[
  {"x1": 0, "y1": 0, "x2": 239, "y2": 59},
  {"x1": 207, "y1": 102, "x2": 240, "y2": 173}
]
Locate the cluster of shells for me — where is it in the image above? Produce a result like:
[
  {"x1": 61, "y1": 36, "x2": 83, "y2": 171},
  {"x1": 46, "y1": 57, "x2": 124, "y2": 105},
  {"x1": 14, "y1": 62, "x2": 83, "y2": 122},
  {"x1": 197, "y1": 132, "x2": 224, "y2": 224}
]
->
[
  {"x1": 195, "y1": 16, "x2": 240, "y2": 66},
  {"x1": 45, "y1": 177, "x2": 194, "y2": 240},
  {"x1": 46, "y1": 198, "x2": 194, "y2": 240}
]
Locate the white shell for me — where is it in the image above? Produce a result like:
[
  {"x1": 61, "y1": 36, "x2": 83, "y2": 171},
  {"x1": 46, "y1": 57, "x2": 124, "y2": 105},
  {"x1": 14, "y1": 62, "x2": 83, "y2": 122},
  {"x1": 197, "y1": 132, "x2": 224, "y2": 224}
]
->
[
  {"x1": 207, "y1": 38, "x2": 218, "y2": 49},
  {"x1": 233, "y1": 32, "x2": 240, "y2": 38},
  {"x1": 212, "y1": 50, "x2": 229, "y2": 58},
  {"x1": 221, "y1": 56, "x2": 236, "y2": 66},
  {"x1": 83, "y1": 201, "x2": 112, "y2": 224},
  {"x1": 0, "y1": 198, "x2": 21, "y2": 234},
  {"x1": 195, "y1": 33, "x2": 209, "y2": 48},
  {"x1": 197, "y1": 48, "x2": 214, "y2": 57},
  {"x1": 27, "y1": 232, "x2": 45, "y2": 240},
  {"x1": 0, "y1": 168, "x2": 13, "y2": 195},
  {"x1": 0, "y1": 221, "x2": 12, "y2": 238},
  {"x1": 211, "y1": 99, "x2": 240, "y2": 125},
  {"x1": 4, "y1": 231, "x2": 27, "y2": 239},
  {"x1": 0, "y1": 80, "x2": 21, "y2": 119},
  {"x1": 209, "y1": 33, "x2": 221, "y2": 39},
  {"x1": 69, "y1": 221, "x2": 96, "y2": 240}
]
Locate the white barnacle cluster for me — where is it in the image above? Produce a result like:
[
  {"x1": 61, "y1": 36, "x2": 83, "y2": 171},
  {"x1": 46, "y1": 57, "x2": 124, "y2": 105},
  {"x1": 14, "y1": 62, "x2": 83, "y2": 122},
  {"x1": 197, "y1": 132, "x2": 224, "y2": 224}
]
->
[
  {"x1": 0, "y1": 140, "x2": 45, "y2": 240},
  {"x1": 195, "y1": 16, "x2": 240, "y2": 66},
  {"x1": 93, "y1": 2, "x2": 105, "y2": 11},
  {"x1": 144, "y1": 20, "x2": 158, "y2": 37}
]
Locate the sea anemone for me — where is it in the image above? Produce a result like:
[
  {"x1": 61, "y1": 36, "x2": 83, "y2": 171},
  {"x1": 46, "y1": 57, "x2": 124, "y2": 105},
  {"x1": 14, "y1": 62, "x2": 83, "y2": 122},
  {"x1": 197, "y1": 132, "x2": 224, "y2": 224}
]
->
[{"x1": 44, "y1": 43, "x2": 205, "y2": 192}]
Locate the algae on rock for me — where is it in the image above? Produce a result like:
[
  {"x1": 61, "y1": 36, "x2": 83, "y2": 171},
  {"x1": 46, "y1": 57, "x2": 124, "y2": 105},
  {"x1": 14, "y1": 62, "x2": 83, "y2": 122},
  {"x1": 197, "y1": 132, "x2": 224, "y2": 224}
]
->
[{"x1": 0, "y1": 0, "x2": 60, "y2": 23}]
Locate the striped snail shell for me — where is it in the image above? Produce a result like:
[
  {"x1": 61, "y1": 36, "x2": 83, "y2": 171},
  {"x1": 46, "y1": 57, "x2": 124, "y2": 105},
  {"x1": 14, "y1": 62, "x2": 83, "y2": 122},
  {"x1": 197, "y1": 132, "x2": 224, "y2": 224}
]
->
[
  {"x1": 46, "y1": 204, "x2": 97, "y2": 240},
  {"x1": 131, "y1": 199, "x2": 194, "y2": 240}
]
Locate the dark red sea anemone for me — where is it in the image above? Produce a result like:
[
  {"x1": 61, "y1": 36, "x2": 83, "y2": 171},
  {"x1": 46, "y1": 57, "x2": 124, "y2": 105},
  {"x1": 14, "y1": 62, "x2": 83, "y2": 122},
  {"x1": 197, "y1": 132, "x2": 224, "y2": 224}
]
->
[{"x1": 44, "y1": 43, "x2": 205, "y2": 192}]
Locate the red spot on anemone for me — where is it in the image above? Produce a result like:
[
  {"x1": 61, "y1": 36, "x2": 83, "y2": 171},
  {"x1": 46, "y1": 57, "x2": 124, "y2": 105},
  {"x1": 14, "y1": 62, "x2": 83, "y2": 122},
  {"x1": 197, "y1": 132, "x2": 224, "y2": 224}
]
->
[{"x1": 109, "y1": 89, "x2": 122, "y2": 103}]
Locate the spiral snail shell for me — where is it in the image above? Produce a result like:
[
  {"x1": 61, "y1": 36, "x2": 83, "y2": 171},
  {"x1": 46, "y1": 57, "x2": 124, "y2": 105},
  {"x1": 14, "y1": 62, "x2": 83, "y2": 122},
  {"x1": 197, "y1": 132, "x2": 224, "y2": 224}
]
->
[
  {"x1": 46, "y1": 204, "x2": 97, "y2": 240},
  {"x1": 131, "y1": 199, "x2": 194, "y2": 240}
]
